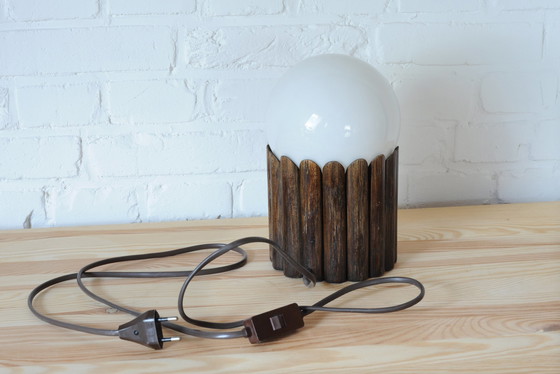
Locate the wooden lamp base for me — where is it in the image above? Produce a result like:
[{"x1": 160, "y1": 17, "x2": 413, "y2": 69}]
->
[{"x1": 267, "y1": 146, "x2": 399, "y2": 283}]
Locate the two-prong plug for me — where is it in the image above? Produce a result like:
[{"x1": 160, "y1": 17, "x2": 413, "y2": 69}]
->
[{"x1": 118, "y1": 310, "x2": 180, "y2": 349}]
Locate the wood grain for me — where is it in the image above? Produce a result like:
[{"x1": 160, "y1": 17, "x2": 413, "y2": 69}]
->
[
  {"x1": 299, "y1": 159, "x2": 323, "y2": 282},
  {"x1": 322, "y1": 161, "x2": 347, "y2": 283},
  {"x1": 384, "y1": 147, "x2": 398, "y2": 271},
  {"x1": 346, "y1": 159, "x2": 369, "y2": 281},
  {"x1": 281, "y1": 156, "x2": 302, "y2": 278},
  {"x1": 267, "y1": 146, "x2": 283, "y2": 270},
  {"x1": 1, "y1": 202, "x2": 559, "y2": 373},
  {"x1": 370, "y1": 154, "x2": 386, "y2": 277}
]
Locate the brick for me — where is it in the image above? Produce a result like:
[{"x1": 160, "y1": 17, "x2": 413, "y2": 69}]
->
[
  {"x1": 398, "y1": 124, "x2": 454, "y2": 165},
  {"x1": 0, "y1": 27, "x2": 173, "y2": 76},
  {"x1": 145, "y1": 182, "x2": 232, "y2": 222},
  {"x1": 532, "y1": 120, "x2": 560, "y2": 160},
  {"x1": 455, "y1": 122, "x2": 534, "y2": 163},
  {"x1": 545, "y1": 20, "x2": 560, "y2": 63},
  {"x1": 85, "y1": 136, "x2": 138, "y2": 177},
  {"x1": 0, "y1": 137, "x2": 80, "y2": 179},
  {"x1": 109, "y1": 80, "x2": 196, "y2": 124},
  {"x1": 205, "y1": 0, "x2": 283, "y2": 16},
  {"x1": 109, "y1": 0, "x2": 195, "y2": 15},
  {"x1": 7, "y1": 0, "x2": 98, "y2": 21},
  {"x1": 494, "y1": 0, "x2": 560, "y2": 10},
  {"x1": 397, "y1": 169, "x2": 409, "y2": 206},
  {"x1": 480, "y1": 72, "x2": 558, "y2": 113},
  {"x1": 16, "y1": 84, "x2": 99, "y2": 127},
  {"x1": 210, "y1": 79, "x2": 275, "y2": 122},
  {"x1": 54, "y1": 186, "x2": 139, "y2": 226},
  {"x1": 298, "y1": 0, "x2": 385, "y2": 14},
  {"x1": 409, "y1": 172, "x2": 495, "y2": 206},
  {"x1": 394, "y1": 73, "x2": 475, "y2": 121},
  {"x1": 0, "y1": 189, "x2": 46, "y2": 229},
  {"x1": 186, "y1": 25, "x2": 367, "y2": 69},
  {"x1": 0, "y1": 88, "x2": 8, "y2": 128},
  {"x1": 138, "y1": 130, "x2": 267, "y2": 175},
  {"x1": 498, "y1": 168, "x2": 560, "y2": 203},
  {"x1": 399, "y1": 0, "x2": 481, "y2": 12},
  {"x1": 87, "y1": 131, "x2": 267, "y2": 178},
  {"x1": 233, "y1": 176, "x2": 267, "y2": 217},
  {"x1": 377, "y1": 23, "x2": 542, "y2": 65}
]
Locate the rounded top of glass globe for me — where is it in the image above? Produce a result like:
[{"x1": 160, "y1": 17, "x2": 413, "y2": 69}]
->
[{"x1": 266, "y1": 54, "x2": 400, "y2": 169}]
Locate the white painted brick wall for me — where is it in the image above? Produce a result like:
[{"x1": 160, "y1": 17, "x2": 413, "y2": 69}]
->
[
  {"x1": 7, "y1": 0, "x2": 99, "y2": 21},
  {"x1": 377, "y1": 23, "x2": 543, "y2": 65},
  {"x1": 145, "y1": 181, "x2": 232, "y2": 222},
  {"x1": 0, "y1": 87, "x2": 8, "y2": 127},
  {"x1": 399, "y1": 0, "x2": 481, "y2": 13},
  {"x1": 203, "y1": 0, "x2": 283, "y2": 16},
  {"x1": 109, "y1": 80, "x2": 196, "y2": 124},
  {"x1": 0, "y1": 137, "x2": 80, "y2": 179},
  {"x1": 0, "y1": 0, "x2": 559, "y2": 229},
  {"x1": 455, "y1": 122, "x2": 534, "y2": 163},
  {"x1": 17, "y1": 84, "x2": 100, "y2": 127},
  {"x1": 186, "y1": 25, "x2": 368, "y2": 70},
  {"x1": 480, "y1": 72, "x2": 557, "y2": 113},
  {"x1": 53, "y1": 185, "x2": 139, "y2": 227},
  {"x1": 0, "y1": 27, "x2": 174, "y2": 75},
  {"x1": 298, "y1": 0, "x2": 386, "y2": 14},
  {"x1": 109, "y1": 0, "x2": 196, "y2": 15}
]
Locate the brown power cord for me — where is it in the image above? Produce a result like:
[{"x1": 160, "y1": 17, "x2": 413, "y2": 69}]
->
[{"x1": 28, "y1": 237, "x2": 425, "y2": 349}]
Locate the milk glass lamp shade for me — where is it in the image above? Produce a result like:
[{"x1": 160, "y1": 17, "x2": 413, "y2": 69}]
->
[
  {"x1": 266, "y1": 54, "x2": 400, "y2": 283},
  {"x1": 266, "y1": 54, "x2": 400, "y2": 168}
]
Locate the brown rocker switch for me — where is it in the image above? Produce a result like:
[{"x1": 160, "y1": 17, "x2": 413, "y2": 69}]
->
[{"x1": 243, "y1": 303, "x2": 304, "y2": 343}]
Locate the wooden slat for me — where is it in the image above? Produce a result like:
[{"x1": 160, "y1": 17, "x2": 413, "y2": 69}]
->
[
  {"x1": 322, "y1": 161, "x2": 347, "y2": 283},
  {"x1": 299, "y1": 159, "x2": 323, "y2": 281},
  {"x1": 266, "y1": 146, "x2": 283, "y2": 270},
  {"x1": 384, "y1": 147, "x2": 399, "y2": 271},
  {"x1": 346, "y1": 159, "x2": 369, "y2": 281},
  {"x1": 281, "y1": 156, "x2": 302, "y2": 278},
  {"x1": 369, "y1": 154, "x2": 386, "y2": 277}
]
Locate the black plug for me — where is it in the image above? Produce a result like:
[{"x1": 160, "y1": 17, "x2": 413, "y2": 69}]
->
[
  {"x1": 243, "y1": 303, "x2": 304, "y2": 344},
  {"x1": 118, "y1": 310, "x2": 180, "y2": 349}
]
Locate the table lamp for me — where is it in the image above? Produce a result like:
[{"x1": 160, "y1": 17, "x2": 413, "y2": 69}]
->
[{"x1": 266, "y1": 54, "x2": 400, "y2": 283}]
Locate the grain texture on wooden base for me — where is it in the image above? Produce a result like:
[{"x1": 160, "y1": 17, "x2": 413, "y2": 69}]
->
[
  {"x1": 267, "y1": 146, "x2": 283, "y2": 270},
  {"x1": 281, "y1": 156, "x2": 303, "y2": 278},
  {"x1": 347, "y1": 159, "x2": 369, "y2": 281},
  {"x1": 322, "y1": 161, "x2": 347, "y2": 283},
  {"x1": 300, "y1": 159, "x2": 323, "y2": 281},
  {"x1": 267, "y1": 146, "x2": 399, "y2": 282},
  {"x1": 370, "y1": 154, "x2": 386, "y2": 277}
]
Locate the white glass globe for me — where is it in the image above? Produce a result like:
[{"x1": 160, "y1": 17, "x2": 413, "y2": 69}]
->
[{"x1": 266, "y1": 54, "x2": 400, "y2": 169}]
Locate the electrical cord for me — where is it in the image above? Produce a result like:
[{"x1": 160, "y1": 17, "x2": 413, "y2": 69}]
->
[
  {"x1": 173, "y1": 237, "x2": 423, "y2": 332},
  {"x1": 28, "y1": 242, "x2": 250, "y2": 343},
  {"x1": 28, "y1": 236, "x2": 425, "y2": 349},
  {"x1": 73, "y1": 237, "x2": 314, "y2": 340}
]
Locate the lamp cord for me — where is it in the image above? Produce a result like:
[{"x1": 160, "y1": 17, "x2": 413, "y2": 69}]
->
[{"x1": 28, "y1": 237, "x2": 425, "y2": 343}]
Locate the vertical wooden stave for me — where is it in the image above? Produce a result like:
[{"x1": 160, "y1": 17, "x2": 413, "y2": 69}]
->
[
  {"x1": 369, "y1": 154, "x2": 386, "y2": 277},
  {"x1": 269, "y1": 147, "x2": 399, "y2": 281},
  {"x1": 281, "y1": 156, "x2": 303, "y2": 278},
  {"x1": 346, "y1": 159, "x2": 369, "y2": 281},
  {"x1": 322, "y1": 161, "x2": 347, "y2": 283},
  {"x1": 384, "y1": 147, "x2": 398, "y2": 271},
  {"x1": 392, "y1": 147, "x2": 399, "y2": 265},
  {"x1": 300, "y1": 160, "x2": 323, "y2": 282},
  {"x1": 267, "y1": 146, "x2": 283, "y2": 270}
]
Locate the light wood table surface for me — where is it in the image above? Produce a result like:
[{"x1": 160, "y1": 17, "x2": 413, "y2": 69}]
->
[{"x1": 1, "y1": 202, "x2": 559, "y2": 373}]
